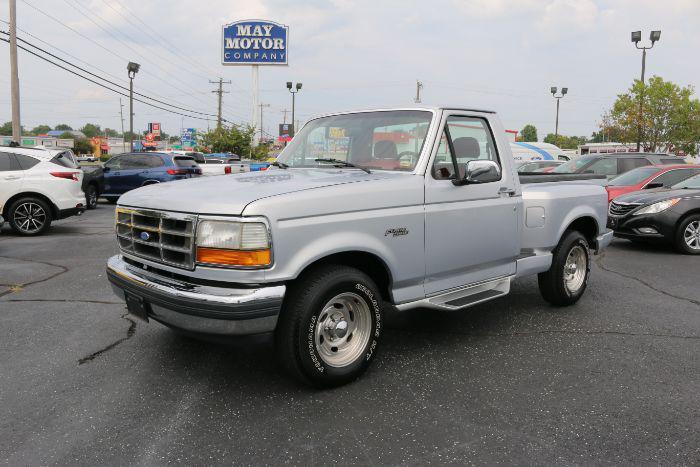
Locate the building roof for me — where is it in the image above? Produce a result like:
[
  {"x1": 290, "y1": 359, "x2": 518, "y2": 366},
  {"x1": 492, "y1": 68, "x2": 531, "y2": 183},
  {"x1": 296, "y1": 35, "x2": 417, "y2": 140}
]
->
[{"x1": 46, "y1": 130, "x2": 86, "y2": 138}]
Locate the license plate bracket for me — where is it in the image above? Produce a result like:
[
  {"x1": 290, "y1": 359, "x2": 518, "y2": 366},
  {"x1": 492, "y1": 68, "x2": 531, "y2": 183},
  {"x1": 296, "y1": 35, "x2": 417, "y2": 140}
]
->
[{"x1": 124, "y1": 291, "x2": 150, "y2": 322}]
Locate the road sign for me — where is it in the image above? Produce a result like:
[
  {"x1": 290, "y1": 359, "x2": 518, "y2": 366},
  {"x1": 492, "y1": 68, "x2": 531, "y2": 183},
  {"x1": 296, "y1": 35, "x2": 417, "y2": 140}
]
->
[
  {"x1": 148, "y1": 122, "x2": 161, "y2": 138},
  {"x1": 278, "y1": 123, "x2": 293, "y2": 142},
  {"x1": 181, "y1": 128, "x2": 196, "y2": 142},
  {"x1": 222, "y1": 20, "x2": 289, "y2": 66}
]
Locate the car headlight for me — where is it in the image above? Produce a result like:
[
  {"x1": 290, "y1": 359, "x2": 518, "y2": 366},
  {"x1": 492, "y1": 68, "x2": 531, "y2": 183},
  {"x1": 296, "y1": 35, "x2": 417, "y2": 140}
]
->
[
  {"x1": 633, "y1": 198, "x2": 680, "y2": 216},
  {"x1": 195, "y1": 219, "x2": 271, "y2": 268}
]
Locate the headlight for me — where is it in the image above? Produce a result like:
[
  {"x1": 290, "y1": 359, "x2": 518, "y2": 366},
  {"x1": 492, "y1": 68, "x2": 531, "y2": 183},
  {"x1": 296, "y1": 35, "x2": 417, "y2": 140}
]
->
[
  {"x1": 195, "y1": 219, "x2": 271, "y2": 268},
  {"x1": 633, "y1": 198, "x2": 680, "y2": 216}
]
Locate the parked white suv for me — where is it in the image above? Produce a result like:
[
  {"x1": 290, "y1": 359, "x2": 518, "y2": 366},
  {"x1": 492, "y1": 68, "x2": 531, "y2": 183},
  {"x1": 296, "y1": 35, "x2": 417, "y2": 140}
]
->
[{"x1": 0, "y1": 146, "x2": 85, "y2": 235}]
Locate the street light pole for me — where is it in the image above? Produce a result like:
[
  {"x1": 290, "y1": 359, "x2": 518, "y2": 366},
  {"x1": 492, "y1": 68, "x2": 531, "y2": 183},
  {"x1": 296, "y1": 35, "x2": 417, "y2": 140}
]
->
[
  {"x1": 550, "y1": 86, "x2": 568, "y2": 141},
  {"x1": 286, "y1": 82, "x2": 302, "y2": 137},
  {"x1": 9, "y1": 0, "x2": 21, "y2": 144},
  {"x1": 127, "y1": 62, "x2": 140, "y2": 152},
  {"x1": 631, "y1": 30, "x2": 661, "y2": 152}
]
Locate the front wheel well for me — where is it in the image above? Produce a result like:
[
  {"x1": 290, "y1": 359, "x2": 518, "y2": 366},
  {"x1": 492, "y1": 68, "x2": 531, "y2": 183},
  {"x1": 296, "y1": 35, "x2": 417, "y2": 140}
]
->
[
  {"x1": 2, "y1": 192, "x2": 59, "y2": 219},
  {"x1": 294, "y1": 251, "x2": 393, "y2": 302},
  {"x1": 676, "y1": 209, "x2": 700, "y2": 230},
  {"x1": 566, "y1": 216, "x2": 598, "y2": 247}
]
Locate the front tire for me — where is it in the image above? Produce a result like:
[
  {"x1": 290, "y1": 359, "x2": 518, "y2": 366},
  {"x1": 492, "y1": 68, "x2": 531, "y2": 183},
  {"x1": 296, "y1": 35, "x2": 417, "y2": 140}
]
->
[
  {"x1": 538, "y1": 230, "x2": 591, "y2": 306},
  {"x1": 675, "y1": 215, "x2": 700, "y2": 255},
  {"x1": 8, "y1": 197, "x2": 53, "y2": 236},
  {"x1": 85, "y1": 184, "x2": 98, "y2": 209},
  {"x1": 275, "y1": 265, "x2": 384, "y2": 388}
]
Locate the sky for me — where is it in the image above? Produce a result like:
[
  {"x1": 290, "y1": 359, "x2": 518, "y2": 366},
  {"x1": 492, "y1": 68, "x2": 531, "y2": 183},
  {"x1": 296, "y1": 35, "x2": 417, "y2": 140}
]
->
[{"x1": 1, "y1": 0, "x2": 699, "y2": 140}]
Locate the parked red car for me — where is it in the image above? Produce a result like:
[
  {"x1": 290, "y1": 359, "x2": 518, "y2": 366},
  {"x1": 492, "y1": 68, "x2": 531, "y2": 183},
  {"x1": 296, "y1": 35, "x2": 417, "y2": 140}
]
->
[{"x1": 606, "y1": 164, "x2": 700, "y2": 202}]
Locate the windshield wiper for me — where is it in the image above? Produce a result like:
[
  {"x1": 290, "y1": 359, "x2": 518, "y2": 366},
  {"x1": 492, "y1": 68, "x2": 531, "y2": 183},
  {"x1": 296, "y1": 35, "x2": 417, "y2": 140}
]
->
[
  {"x1": 314, "y1": 158, "x2": 371, "y2": 174},
  {"x1": 271, "y1": 160, "x2": 288, "y2": 169}
]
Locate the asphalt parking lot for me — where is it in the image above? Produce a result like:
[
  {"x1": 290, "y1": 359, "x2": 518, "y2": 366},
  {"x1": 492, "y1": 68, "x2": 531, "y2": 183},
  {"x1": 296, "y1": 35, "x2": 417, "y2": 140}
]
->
[{"x1": 1, "y1": 203, "x2": 699, "y2": 465}]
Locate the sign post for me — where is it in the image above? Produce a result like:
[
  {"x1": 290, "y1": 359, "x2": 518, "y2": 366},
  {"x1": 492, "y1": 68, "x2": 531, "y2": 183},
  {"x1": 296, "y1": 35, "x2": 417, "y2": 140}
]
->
[{"x1": 222, "y1": 20, "x2": 289, "y2": 146}]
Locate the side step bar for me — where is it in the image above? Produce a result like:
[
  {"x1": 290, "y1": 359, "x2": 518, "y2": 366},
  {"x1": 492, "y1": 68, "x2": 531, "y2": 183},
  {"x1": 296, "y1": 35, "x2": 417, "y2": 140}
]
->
[{"x1": 396, "y1": 276, "x2": 512, "y2": 312}]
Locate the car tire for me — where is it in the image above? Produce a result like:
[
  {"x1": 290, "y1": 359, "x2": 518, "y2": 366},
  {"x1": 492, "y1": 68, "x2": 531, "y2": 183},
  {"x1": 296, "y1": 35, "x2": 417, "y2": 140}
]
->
[
  {"x1": 85, "y1": 184, "x2": 98, "y2": 210},
  {"x1": 275, "y1": 264, "x2": 384, "y2": 388},
  {"x1": 675, "y1": 214, "x2": 700, "y2": 255},
  {"x1": 538, "y1": 230, "x2": 590, "y2": 306},
  {"x1": 7, "y1": 197, "x2": 53, "y2": 236}
]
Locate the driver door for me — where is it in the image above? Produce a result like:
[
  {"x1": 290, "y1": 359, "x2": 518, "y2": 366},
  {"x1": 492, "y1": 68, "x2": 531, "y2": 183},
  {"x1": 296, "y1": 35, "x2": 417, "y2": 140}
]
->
[{"x1": 423, "y1": 112, "x2": 522, "y2": 295}]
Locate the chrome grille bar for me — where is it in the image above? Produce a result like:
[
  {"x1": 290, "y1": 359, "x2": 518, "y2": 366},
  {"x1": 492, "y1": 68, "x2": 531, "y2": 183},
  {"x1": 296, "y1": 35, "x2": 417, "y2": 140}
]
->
[{"x1": 116, "y1": 208, "x2": 197, "y2": 269}]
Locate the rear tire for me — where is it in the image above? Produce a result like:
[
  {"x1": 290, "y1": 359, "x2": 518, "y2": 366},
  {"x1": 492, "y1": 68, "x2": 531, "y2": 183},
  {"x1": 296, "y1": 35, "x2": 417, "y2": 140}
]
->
[
  {"x1": 8, "y1": 197, "x2": 53, "y2": 236},
  {"x1": 275, "y1": 265, "x2": 384, "y2": 388},
  {"x1": 675, "y1": 214, "x2": 700, "y2": 255},
  {"x1": 538, "y1": 230, "x2": 590, "y2": 306}
]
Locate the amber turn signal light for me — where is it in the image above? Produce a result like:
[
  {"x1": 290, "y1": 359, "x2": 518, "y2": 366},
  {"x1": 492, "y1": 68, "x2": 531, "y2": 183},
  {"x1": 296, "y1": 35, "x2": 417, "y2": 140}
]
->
[{"x1": 196, "y1": 247, "x2": 271, "y2": 267}]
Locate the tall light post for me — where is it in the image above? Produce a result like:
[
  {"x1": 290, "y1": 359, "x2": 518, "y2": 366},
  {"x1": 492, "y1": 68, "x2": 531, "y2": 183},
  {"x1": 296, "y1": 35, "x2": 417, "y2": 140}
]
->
[
  {"x1": 127, "y1": 61, "x2": 140, "y2": 152},
  {"x1": 286, "y1": 81, "x2": 302, "y2": 137},
  {"x1": 550, "y1": 86, "x2": 568, "y2": 141},
  {"x1": 9, "y1": 0, "x2": 21, "y2": 144},
  {"x1": 631, "y1": 30, "x2": 661, "y2": 151}
]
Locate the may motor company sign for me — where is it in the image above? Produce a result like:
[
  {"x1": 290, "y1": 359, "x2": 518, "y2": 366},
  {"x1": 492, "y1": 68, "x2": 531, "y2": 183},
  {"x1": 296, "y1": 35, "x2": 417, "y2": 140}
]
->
[{"x1": 222, "y1": 20, "x2": 289, "y2": 65}]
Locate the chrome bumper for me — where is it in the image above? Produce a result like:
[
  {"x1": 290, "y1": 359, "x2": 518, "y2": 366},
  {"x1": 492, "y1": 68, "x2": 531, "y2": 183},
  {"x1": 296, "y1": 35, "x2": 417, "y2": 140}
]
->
[
  {"x1": 106, "y1": 255, "x2": 285, "y2": 336},
  {"x1": 595, "y1": 229, "x2": 614, "y2": 254}
]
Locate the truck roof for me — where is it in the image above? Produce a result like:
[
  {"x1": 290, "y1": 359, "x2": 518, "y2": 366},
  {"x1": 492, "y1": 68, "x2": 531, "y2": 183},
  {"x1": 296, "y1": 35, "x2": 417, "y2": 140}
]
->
[{"x1": 313, "y1": 106, "x2": 496, "y2": 120}]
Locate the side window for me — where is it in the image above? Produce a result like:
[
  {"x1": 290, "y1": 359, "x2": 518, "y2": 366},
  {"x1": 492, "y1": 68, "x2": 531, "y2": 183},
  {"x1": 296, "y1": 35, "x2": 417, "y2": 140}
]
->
[
  {"x1": 650, "y1": 169, "x2": 700, "y2": 187},
  {"x1": 0, "y1": 152, "x2": 20, "y2": 171},
  {"x1": 144, "y1": 156, "x2": 165, "y2": 168},
  {"x1": 586, "y1": 158, "x2": 618, "y2": 176},
  {"x1": 104, "y1": 156, "x2": 122, "y2": 169},
  {"x1": 432, "y1": 116, "x2": 499, "y2": 180},
  {"x1": 14, "y1": 154, "x2": 40, "y2": 170},
  {"x1": 618, "y1": 158, "x2": 649, "y2": 173}
]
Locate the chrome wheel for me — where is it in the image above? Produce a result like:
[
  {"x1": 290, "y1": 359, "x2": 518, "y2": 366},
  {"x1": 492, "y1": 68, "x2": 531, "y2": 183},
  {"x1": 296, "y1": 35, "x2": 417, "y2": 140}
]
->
[
  {"x1": 563, "y1": 245, "x2": 587, "y2": 294},
  {"x1": 683, "y1": 220, "x2": 700, "y2": 250},
  {"x1": 13, "y1": 202, "x2": 47, "y2": 234},
  {"x1": 314, "y1": 292, "x2": 372, "y2": 368}
]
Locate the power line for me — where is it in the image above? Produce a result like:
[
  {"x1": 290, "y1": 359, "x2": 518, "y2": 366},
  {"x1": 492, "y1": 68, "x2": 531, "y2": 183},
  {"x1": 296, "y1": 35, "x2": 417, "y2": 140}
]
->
[{"x1": 0, "y1": 36, "x2": 216, "y2": 122}]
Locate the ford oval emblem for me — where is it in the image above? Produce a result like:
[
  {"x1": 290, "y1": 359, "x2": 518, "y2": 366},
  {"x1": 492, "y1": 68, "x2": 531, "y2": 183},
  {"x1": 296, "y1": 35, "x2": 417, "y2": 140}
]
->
[{"x1": 140, "y1": 231, "x2": 151, "y2": 241}]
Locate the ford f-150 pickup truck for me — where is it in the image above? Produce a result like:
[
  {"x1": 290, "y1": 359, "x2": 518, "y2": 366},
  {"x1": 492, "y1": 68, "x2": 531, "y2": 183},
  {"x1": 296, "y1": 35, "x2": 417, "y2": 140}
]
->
[{"x1": 107, "y1": 107, "x2": 612, "y2": 387}]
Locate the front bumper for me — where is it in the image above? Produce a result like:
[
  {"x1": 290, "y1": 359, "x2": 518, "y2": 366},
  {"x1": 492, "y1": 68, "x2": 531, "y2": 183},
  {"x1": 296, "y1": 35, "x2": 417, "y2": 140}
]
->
[
  {"x1": 594, "y1": 229, "x2": 614, "y2": 253},
  {"x1": 607, "y1": 210, "x2": 679, "y2": 243},
  {"x1": 106, "y1": 255, "x2": 285, "y2": 336}
]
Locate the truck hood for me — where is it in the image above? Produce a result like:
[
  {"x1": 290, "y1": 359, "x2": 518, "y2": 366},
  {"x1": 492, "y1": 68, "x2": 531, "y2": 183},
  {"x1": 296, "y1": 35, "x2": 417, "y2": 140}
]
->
[
  {"x1": 117, "y1": 168, "x2": 399, "y2": 215},
  {"x1": 614, "y1": 187, "x2": 700, "y2": 205}
]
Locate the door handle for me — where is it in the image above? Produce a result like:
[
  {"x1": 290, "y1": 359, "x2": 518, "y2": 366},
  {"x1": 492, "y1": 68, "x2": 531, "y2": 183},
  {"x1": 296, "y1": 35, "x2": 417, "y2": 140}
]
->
[
  {"x1": 499, "y1": 187, "x2": 517, "y2": 197},
  {"x1": 4, "y1": 175, "x2": 21, "y2": 180}
]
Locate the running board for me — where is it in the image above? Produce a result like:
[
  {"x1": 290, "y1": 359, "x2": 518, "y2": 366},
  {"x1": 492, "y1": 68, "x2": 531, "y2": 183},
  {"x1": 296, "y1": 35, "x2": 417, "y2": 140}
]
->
[{"x1": 395, "y1": 276, "x2": 512, "y2": 311}]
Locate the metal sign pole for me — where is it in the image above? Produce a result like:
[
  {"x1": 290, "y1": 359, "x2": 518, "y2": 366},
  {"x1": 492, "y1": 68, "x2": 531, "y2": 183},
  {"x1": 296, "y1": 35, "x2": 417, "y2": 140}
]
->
[{"x1": 252, "y1": 65, "x2": 259, "y2": 146}]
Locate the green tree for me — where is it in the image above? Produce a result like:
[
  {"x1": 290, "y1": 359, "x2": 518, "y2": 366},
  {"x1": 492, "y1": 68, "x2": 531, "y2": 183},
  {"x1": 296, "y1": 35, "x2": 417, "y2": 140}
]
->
[
  {"x1": 200, "y1": 125, "x2": 261, "y2": 158},
  {"x1": 54, "y1": 123, "x2": 73, "y2": 131},
  {"x1": 104, "y1": 128, "x2": 120, "y2": 137},
  {"x1": 606, "y1": 76, "x2": 700, "y2": 154},
  {"x1": 29, "y1": 124, "x2": 52, "y2": 135},
  {"x1": 543, "y1": 134, "x2": 587, "y2": 149},
  {"x1": 520, "y1": 124, "x2": 538, "y2": 142},
  {"x1": 73, "y1": 137, "x2": 94, "y2": 155},
  {"x1": 0, "y1": 121, "x2": 25, "y2": 135},
  {"x1": 58, "y1": 131, "x2": 75, "y2": 139},
  {"x1": 80, "y1": 123, "x2": 102, "y2": 138}
]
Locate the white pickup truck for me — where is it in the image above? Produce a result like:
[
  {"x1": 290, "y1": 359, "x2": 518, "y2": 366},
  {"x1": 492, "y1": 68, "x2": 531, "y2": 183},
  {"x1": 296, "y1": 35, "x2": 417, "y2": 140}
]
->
[
  {"x1": 171, "y1": 151, "x2": 247, "y2": 176},
  {"x1": 107, "y1": 107, "x2": 612, "y2": 387}
]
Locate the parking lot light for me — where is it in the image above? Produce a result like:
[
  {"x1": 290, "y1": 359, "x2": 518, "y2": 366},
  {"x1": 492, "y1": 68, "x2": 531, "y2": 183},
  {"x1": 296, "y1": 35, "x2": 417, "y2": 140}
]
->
[
  {"x1": 127, "y1": 62, "x2": 140, "y2": 152},
  {"x1": 630, "y1": 29, "x2": 661, "y2": 151}
]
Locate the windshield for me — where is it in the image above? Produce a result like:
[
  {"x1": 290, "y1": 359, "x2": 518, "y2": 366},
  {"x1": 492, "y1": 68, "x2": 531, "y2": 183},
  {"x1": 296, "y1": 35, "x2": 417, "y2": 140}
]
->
[
  {"x1": 276, "y1": 110, "x2": 433, "y2": 171},
  {"x1": 608, "y1": 167, "x2": 659, "y2": 186},
  {"x1": 673, "y1": 173, "x2": 700, "y2": 189},
  {"x1": 552, "y1": 158, "x2": 594, "y2": 173}
]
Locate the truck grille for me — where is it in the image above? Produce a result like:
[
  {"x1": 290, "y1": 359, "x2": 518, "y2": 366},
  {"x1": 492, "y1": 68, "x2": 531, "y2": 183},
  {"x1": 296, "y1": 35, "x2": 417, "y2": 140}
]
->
[
  {"x1": 116, "y1": 208, "x2": 197, "y2": 269},
  {"x1": 609, "y1": 201, "x2": 641, "y2": 217}
]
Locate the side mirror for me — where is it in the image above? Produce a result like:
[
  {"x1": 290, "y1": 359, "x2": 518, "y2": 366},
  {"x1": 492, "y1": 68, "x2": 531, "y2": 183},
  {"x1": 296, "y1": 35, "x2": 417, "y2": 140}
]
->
[
  {"x1": 644, "y1": 182, "x2": 663, "y2": 189},
  {"x1": 102, "y1": 166, "x2": 110, "y2": 172},
  {"x1": 453, "y1": 160, "x2": 501, "y2": 186}
]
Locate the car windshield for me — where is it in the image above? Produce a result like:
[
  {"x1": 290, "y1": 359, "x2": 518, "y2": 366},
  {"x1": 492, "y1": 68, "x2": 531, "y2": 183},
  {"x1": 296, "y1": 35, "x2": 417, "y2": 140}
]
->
[
  {"x1": 673, "y1": 173, "x2": 700, "y2": 189},
  {"x1": 276, "y1": 110, "x2": 433, "y2": 171},
  {"x1": 552, "y1": 158, "x2": 594, "y2": 173},
  {"x1": 608, "y1": 167, "x2": 659, "y2": 186}
]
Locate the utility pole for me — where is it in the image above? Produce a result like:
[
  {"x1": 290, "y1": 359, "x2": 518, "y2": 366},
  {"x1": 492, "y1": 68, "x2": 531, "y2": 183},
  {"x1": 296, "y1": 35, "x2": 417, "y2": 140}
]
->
[
  {"x1": 119, "y1": 98, "x2": 125, "y2": 137},
  {"x1": 210, "y1": 77, "x2": 231, "y2": 129},
  {"x1": 9, "y1": 0, "x2": 21, "y2": 143},
  {"x1": 258, "y1": 103, "x2": 270, "y2": 143},
  {"x1": 414, "y1": 80, "x2": 423, "y2": 104}
]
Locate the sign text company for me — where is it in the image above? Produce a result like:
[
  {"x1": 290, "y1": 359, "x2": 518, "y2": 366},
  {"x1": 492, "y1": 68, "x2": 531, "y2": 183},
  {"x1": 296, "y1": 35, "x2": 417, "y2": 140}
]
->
[{"x1": 222, "y1": 20, "x2": 289, "y2": 66}]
